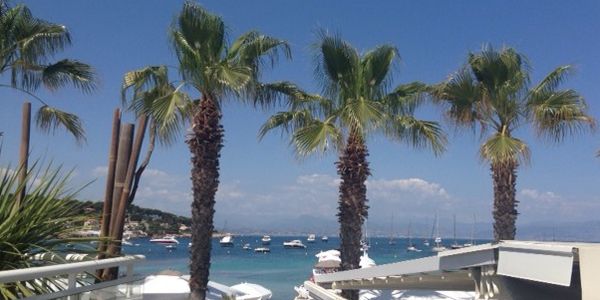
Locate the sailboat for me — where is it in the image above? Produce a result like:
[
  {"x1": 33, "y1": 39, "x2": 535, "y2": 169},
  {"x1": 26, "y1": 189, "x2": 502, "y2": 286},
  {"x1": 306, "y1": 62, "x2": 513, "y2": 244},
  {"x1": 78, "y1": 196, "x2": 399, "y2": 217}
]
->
[
  {"x1": 450, "y1": 215, "x2": 463, "y2": 249},
  {"x1": 424, "y1": 216, "x2": 435, "y2": 247},
  {"x1": 431, "y1": 213, "x2": 446, "y2": 252},
  {"x1": 406, "y1": 221, "x2": 421, "y2": 252},
  {"x1": 388, "y1": 213, "x2": 397, "y2": 245},
  {"x1": 463, "y1": 214, "x2": 476, "y2": 247}
]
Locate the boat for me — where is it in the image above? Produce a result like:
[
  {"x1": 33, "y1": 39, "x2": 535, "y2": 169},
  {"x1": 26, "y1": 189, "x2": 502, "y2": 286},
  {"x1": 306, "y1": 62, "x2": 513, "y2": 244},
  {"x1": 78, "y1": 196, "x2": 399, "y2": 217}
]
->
[
  {"x1": 149, "y1": 235, "x2": 179, "y2": 245},
  {"x1": 431, "y1": 213, "x2": 446, "y2": 252},
  {"x1": 388, "y1": 213, "x2": 397, "y2": 245},
  {"x1": 406, "y1": 221, "x2": 422, "y2": 252},
  {"x1": 283, "y1": 240, "x2": 306, "y2": 249},
  {"x1": 306, "y1": 234, "x2": 316, "y2": 243},
  {"x1": 243, "y1": 243, "x2": 252, "y2": 250},
  {"x1": 254, "y1": 247, "x2": 270, "y2": 253},
  {"x1": 219, "y1": 234, "x2": 234, "y2": 247},
  {"x1": 261, "y1": 235, "x2": 271, "y2": 245},
  {"x1": 321, "y1": 235, "x2": 328, "y2": 242},
  {"x1": 165, "y1": 244, "x2": 177, "y2": 250},
  {"x1": 450, "y1": 214, "x2": 464, "y2": 250},
  {"x1": 463, "y1": 214, "x2": 476, "y2": 247}
]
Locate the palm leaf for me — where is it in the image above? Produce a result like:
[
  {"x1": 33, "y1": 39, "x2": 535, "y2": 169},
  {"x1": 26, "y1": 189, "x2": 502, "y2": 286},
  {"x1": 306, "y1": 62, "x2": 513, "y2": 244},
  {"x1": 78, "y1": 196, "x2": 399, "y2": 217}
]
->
[
  {"x1": 386, "y1": 116, "x2": 447, "y2": 155},
  {"x1": 41, "y1": 59, "x2": 96, "y2": 93},
  {"x1": 361, "y1": 45, "x2": 398, "y2": 97},
  {"x1": 292, "y1": 117, "x2": 342, "y2": 156},
  {"x1": 35, "y1": 105, "x2": 85, "y2": 143},
  {"x1": 480, "y1": 133, "x2": 530, "y2": 164}
]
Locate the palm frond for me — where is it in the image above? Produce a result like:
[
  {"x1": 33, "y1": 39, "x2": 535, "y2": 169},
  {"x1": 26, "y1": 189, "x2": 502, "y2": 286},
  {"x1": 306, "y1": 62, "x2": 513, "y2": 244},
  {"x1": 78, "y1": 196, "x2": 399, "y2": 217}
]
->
[
  {"x1": 430, "y1": 67, "x2": 484, "y2": 127},
  {"x1": 292, "y1": 118, "x2": 342, "y2": 156},
  {"x1": 41, "y1": 59, "x2": 96, "y2": 93},
  {"x1": 176, "y1": 1, "x2": 226, "y2": 64},
  {"x1": 383, "y1": 81, "x2": 428, "y2": 115},
  {"x1": 259, "y1": 109, "x2": 316, "y2": 139},
  {"x1": 35, "y1": 105, "x2": 85, "y2": 143},
  {"x1": 228, "y1": 30, "x2": 291, "y2": 74},
  {"x1": 148, "y1": 85, "x2": 192, "y2": 146},
  {"x1": 340, "y1": 97, "x2": 385, "y2": 132},
  {"x1": 314, "y1": 31, "x2": 360, "y2": 99},
  {"x1": 528, "y1": 89, "x2": 595, "y2": 142},
  {"x1": 480, "y1": 133, "x2": 530, "y2": 164},
  {"x1": 386, "y1": 116, "x2": 447, "y2": 156},
  {"x1": 361, "y1": 45, "x2": 398, "y2": 97}
]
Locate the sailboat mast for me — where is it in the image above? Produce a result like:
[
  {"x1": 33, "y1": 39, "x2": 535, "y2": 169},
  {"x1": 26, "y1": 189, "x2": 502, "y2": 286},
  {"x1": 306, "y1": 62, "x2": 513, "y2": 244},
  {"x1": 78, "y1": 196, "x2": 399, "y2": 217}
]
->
[{"x1": 453, "y1": 214, "x2": 457, "y2": 244}]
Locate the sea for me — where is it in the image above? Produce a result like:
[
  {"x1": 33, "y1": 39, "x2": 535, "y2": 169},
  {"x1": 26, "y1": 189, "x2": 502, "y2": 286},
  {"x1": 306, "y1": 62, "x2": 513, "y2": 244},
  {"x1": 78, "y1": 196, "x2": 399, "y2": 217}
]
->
[{"x1": 122, "y1": 236, "x2": 485, "y2": 299}]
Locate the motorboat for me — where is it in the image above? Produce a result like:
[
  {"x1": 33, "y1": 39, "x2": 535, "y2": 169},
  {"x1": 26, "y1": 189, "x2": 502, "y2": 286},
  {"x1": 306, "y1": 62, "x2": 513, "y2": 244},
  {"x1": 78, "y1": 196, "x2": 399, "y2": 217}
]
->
[
  {"x1": 261, "y1": 235, "x2": 271, "y2": 245},
  {"x1": 283, "y1": 240, "x2": 306, "y2": 249},
  {"x1": 321, "y1": 235, "x2": 328, "y2": 242},
  {"x1": 406, "y1": 221, "x2": 421, "y2": 252},
  {"x1": 307, "y1": 234, "x2": 316, "y2": 243},
  {"x1": 243, "y1": 243, "x2": 252, "y2": 250},
  {"x1": 219, "y1": 234, "x2": 234, "y2": 247},
  {"x1": 149, "y1": 235, "x2": 179, "y2": 245},
  {"x1": 254, "y1": 247, "x2": 270, "y2": 253},
  {"x1": 166, "y1": 244, "x2": 177, "y2": 250}
]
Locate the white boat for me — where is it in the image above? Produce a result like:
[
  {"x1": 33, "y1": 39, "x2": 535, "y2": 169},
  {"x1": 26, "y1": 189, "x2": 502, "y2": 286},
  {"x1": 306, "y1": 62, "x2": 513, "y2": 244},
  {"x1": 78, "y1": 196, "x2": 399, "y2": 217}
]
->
[
  {"x1": 220, "y1": 234, "x2": 234, "y2": 247},
  {"x1": 166, "y1": 244, "x2": 177, "y2": 250},
  {"x1": 149, "y1": 235, "x2": 179, "y2": 245},
  {"x1": 254, "y1": 247, "x2": 270, "y2": 253},
  {"x1": 243, "y1": 243, "x2": 252, "y2": 250},
  {"x1": 283, "y1": 240, "x2": 306, "y2": 249},
  {"x1": 261, "y1": 235, "x2": 271, "y2": 245},
  {"x1": 388, "y1": 213, "x2": 397, "y2": 245},
  {"x1": 430, "y1": 213, "x2": 446, "y2": 252},
  {"x1": 406, "y1": 221, "x2": 422, "y2": 252},
  {"x1": 450, "y1": 215, "x2": 464, "y2": 250},
  {"x1": 307, "y1": 234, "x2": 316, "y2": 243},
  {"x1": 321, "y1": 235, "x2": 328, "y2": 242},
  {"x1": 312, "y1": 250, "x2": 341, "y2": 277}
]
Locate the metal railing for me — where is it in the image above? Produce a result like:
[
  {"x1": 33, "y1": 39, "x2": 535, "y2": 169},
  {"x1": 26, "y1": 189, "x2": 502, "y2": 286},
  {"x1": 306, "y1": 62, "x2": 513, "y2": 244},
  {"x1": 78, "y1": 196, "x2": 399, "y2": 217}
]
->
[{"x1": 0, "y1": 255, "x2": 145, "y2": 300}]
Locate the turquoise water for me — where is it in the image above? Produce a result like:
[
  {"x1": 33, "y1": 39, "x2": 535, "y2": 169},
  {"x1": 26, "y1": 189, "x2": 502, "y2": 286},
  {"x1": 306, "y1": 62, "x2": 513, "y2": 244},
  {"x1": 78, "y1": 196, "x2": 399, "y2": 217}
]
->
[{"x1": 124, "y1": 236, "x2": 483, "y2": 299}]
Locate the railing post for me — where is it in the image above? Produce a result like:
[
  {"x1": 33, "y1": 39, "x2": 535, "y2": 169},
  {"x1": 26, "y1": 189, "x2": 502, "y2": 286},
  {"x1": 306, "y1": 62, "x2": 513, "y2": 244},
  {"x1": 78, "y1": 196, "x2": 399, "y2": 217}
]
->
[{"x1": 67, "y1": 272, "x2": 76, "y2": 300}]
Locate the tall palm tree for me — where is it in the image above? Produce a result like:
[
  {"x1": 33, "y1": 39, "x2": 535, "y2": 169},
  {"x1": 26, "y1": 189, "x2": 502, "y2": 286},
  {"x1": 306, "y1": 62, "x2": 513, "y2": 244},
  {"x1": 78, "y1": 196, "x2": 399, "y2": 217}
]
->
[
  {"x1": 122, "y1": 3, "x2": 290, "y2": 298},
  {"x1": 431, "y1": 45, "x2": 594, "y2": 241},
  {"x1": 0, "y1": 0, "x2": 96, "y2": 140},
  {"x1": 259, "y1": 33, "x2": 446, "y2": 300}
]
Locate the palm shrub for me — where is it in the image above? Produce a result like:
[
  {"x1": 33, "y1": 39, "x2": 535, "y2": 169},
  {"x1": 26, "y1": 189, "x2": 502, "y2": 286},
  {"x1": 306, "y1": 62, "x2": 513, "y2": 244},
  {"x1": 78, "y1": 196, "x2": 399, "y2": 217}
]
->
[
  {"x1": 431, "y1": 45, "x2": 594, "y2": 241},
  {"x1": 0, "y1": 163, "x2": 86, "y2": 298},
  {"x1": 259, "y1": 33, "x2": 446, "y2": 300}
]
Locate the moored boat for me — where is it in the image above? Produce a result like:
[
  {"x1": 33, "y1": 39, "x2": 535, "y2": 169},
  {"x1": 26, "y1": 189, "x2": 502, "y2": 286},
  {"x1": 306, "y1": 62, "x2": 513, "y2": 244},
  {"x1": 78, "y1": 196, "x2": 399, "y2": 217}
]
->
[
  {"x1": 307, "y1": 234, "x2": 316, "y2": 243},
  {"x1": 261, "y1": 235, "x2": 271, "y2": 245},
  {"x1": 254, "y1": 247, "x2": 270, "y2": 253},
  {"x1": 283, "y1": 240, "x2": 306, "y2": 249},
  {"x1": 321, "y1": 235, "x2": 328, "y2": 242},
  {"x1": 149, "y1": 235, "x2": 179, "y2": 245},
  {"x1": 219, "y1": 234, "x2": 234, "y2": 247}
]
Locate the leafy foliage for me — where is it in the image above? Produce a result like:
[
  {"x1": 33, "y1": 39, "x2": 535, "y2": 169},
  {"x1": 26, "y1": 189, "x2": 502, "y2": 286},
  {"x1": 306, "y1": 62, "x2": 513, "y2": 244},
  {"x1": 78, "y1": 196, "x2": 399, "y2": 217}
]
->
[
  {"x1": 0, "y1": 163, "x2": 89, "y2": 298},
  {"x1": 260, "y1": 33, "x2": 446, "y2": 157},
  {"x1": 432, "y1": 45, "x2": 594, "y2": 164},
  {"x1": 0, "y1": 1, "x2": 96, "y2": 140}
]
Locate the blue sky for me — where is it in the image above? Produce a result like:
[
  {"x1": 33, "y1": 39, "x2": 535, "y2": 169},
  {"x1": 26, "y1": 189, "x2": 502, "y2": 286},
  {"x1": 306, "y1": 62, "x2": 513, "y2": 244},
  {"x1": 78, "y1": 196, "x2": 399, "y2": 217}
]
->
[{"x1": 1, "y1": 1, "x2": 600, "y2": 235}]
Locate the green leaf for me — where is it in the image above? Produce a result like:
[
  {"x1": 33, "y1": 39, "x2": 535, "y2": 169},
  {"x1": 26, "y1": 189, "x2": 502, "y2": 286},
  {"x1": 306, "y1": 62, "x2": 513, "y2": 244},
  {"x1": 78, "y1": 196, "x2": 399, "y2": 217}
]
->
[
  {"x1": 480, "y1": 133, "x2": 530, "y2": 164},
  {"x1": 35, "y1": 105, "x2": 85, "y2": 143}
]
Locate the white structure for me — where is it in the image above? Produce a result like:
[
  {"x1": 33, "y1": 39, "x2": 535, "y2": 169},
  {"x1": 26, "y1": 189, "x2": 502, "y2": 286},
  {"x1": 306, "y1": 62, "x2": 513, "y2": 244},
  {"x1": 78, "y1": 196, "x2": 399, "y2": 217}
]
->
[{"x1": 305, "y1": 241, "x2": 600, "y2": 300}]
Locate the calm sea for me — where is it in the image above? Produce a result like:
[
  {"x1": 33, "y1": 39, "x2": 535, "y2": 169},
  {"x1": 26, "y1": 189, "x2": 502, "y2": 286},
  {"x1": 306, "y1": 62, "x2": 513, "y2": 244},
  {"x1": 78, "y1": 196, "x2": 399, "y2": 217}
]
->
[{"x1": 123, "y1": 236, "x2": 484, "y2": 299}]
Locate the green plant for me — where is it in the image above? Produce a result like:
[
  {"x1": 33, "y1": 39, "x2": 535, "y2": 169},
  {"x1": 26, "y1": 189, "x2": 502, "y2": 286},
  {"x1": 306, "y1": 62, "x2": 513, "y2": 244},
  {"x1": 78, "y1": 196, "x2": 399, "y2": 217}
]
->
[{"x1": 0, "y1": 163, "x2": 88, "y2": 298}]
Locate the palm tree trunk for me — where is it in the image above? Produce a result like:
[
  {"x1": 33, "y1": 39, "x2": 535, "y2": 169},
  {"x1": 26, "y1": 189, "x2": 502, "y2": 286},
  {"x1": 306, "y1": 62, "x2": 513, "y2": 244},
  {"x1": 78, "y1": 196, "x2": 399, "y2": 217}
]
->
[
  {"x1": 336, "y1": 132, "x2": 370, "y2": 300},
  {"x1": 187, "y1": 95, "x2": 223, "y2": 300},
  {"x1": 491, "y1": 160, "x2": 518, "y2": 241}
]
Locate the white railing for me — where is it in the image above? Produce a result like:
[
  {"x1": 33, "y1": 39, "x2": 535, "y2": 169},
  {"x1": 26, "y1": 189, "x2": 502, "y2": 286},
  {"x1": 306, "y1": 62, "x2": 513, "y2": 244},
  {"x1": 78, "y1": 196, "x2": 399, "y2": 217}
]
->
[{"x1": 0, "y1": 255, "x2": 145, "y2": 300}]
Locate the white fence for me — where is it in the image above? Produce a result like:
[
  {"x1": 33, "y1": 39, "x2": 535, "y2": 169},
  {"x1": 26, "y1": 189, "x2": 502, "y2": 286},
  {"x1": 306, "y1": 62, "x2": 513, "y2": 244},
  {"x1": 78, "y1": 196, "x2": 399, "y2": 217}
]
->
[{"x1": 0, "y1": 255, "x2": 146, "y2": 300}]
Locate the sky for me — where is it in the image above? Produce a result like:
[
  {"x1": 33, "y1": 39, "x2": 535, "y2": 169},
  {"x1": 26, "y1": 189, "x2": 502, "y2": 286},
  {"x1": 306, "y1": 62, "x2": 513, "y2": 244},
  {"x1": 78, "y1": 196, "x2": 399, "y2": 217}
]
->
[{"x1": 1, "y1": 1, "x2": 600, "y2": 237}]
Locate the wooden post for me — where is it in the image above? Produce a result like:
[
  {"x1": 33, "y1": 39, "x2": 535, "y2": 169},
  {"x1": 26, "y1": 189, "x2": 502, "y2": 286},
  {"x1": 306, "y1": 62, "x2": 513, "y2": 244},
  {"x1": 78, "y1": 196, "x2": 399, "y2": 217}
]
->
[
  {"x1": 102, "y1": 123, "x2": 133, "y2": 280},
  {"x1": 16, "y1": 102, "x2": 31, "y2": 208},
  {"x1": 105, "y1": 116, "x2": 147, "y2": 279},
  {"x1": 96, "y1": 109, "x2": 121, "y2": 278}
]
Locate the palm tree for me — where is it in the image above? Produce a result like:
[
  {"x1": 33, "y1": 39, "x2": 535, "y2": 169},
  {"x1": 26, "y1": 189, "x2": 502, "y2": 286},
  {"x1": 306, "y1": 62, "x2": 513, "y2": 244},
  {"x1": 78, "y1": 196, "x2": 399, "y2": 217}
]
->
[
  {"x1": 0, "y1": 0, "x2": 96, "y2": 140},
  {"x1": 431, "y1": 45, "x2": 594, "y2": 241},
  {"x1": 259, "y1": 33, "x2": 446, "y2": 300},
  {"x1": 121, "y1": 3, "x2": 290, "y2": 298}
]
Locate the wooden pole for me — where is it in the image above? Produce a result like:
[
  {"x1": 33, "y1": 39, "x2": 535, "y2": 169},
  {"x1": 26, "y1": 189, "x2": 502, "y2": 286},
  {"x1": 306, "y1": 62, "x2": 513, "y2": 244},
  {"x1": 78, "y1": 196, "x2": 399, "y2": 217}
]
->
[
  {"x1": 16, "y1": 102, "x2": 31, "y2": 208},
  {"x1": 105, "y1": 115, "x2": 147, "y2": 279},
  {"x1": 96, "y1": 109, "x2": 121, "y2": 278},
  {"x1": 109, "y1": 123, "x2": 134, "y2": 233}
]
